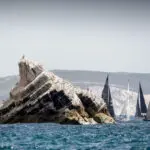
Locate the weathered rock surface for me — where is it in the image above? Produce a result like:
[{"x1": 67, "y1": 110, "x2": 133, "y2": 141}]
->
[
  {"x1": 0, "y1": 57, "x2": 114, "y2": 124},
  {"x1": 0, "y1": 100, "x2": 3, "y2": 108}
]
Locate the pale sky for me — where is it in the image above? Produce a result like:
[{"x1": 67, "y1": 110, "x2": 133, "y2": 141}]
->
[{"x1": 0, "y1": 0, "x2": 150, "y2": 76}]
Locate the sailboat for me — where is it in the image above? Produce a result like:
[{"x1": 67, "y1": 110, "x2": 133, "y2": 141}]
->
[
  {"x1": 143, "y1": 102, "x2": 150, "y2": 121},
  {"x1": 135, "y1": 82, "x2": 147, "y2": 118},
  {"x1": 119, "y1": 80, "x2": 130, "y2": 121},
  {"x1": 102, "y1": 74, "x2": 115, "y2": 118}
]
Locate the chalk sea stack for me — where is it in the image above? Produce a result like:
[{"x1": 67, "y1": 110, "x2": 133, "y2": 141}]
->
[{"x1": 0, "y1": 57, "x2": 114, "y2": 124}]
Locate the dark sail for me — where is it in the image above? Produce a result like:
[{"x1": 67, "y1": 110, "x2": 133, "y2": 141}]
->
[
  {"x1": 102, "y1": 75, "x2": 115, "y2": 118},
  {"x1": 139, "y1": 83, "x2": 147, "y2": 114},
  {"x1": 135, "y1": 83, "x2": 147, "y2": 117},
  {"x1": 135, "y1": 95, "x2": 141, "y2": 117}
]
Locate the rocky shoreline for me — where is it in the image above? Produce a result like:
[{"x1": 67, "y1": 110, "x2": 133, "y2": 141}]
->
[{"x1": 0, "y1": 57, "x2": 114, "y2": 124}]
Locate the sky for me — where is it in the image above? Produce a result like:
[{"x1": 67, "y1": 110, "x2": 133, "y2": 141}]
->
[{"x1": 0, "y1": 0, "x2": 150, "y2": 76}]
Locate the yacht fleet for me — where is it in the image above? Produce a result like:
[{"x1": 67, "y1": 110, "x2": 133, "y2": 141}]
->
[{"x1": 101, "y1": 75, "x2": 150, "y2": 121}]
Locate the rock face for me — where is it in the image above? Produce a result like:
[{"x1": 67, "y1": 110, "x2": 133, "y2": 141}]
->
[
  {"x1": 0, "y1": 100, "x2": 3, "y2": 108},
  {"x1": 0, "y1": 57, "x2": 114, "y2": 124}
]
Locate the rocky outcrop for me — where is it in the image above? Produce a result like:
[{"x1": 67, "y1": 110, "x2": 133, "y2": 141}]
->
[
  {"x1": 0, "y1": 57, "x2": 114, "y2": 124},
  {"x1": 0, "y1": 100, "x2": 3, "y2": 108}
]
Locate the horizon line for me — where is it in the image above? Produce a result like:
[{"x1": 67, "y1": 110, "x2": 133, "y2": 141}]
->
[{"x1": 0, "y1": 69, "x2": 150, "y2": 78}]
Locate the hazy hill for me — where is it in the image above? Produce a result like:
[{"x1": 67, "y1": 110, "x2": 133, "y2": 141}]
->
[
  {"x1": 0, "y1": 75, "x2": 18, "y2": 100},
  {"x1": 0, "y1": 70, "x2": 150, "y2": 99},
  {"x1": 53, "y1": 70, "x2": 150, "y2": 93},
  {"x1": 0, "y1": 70, "x2": 150, "y2": 116}
]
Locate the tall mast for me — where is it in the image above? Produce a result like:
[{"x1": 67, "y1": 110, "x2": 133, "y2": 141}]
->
[{"x1": 108, "y1": 74, "x2": 109, "y2": 105}]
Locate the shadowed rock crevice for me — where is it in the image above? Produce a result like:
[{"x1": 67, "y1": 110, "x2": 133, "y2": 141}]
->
[{"x1": 0, "y1": 57, "x2": 115, "y2": 124}]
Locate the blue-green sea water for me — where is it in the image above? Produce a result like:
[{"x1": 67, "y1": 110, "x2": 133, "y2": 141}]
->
[{"x1": 0, "y1": 121, "x2": 150, "y2": 150}]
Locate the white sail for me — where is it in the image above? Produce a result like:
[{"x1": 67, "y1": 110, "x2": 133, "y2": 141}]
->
[
  {"x1": 120, "y1": 102, "x2": 127, "y2": 116},
  {"x1": 146, "y1": 102, "x2": 150, "y2": 120},
  {"x1": 126, "y1": 80, "x2": 130, "y2": 120},
  {"x1": 120, "y1": 80, "x2": 130, "y2": 121}
]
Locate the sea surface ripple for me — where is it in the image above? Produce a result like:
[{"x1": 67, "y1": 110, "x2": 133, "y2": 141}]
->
[{"x1": 0, "y1": 121, "x2": 150, "y2": 150}]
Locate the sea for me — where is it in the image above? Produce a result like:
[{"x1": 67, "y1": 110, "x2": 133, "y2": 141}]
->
[{"x1": 0, "y1": 121, "x2": 150, "y2": 150}]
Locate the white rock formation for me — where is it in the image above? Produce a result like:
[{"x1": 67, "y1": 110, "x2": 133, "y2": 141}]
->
[
  {"x1": 0, "y1": 57, "x2": 114, "y2": 124},
  {"x1": 89, "y1": 86, "x2": 150, "y2": 116}
]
